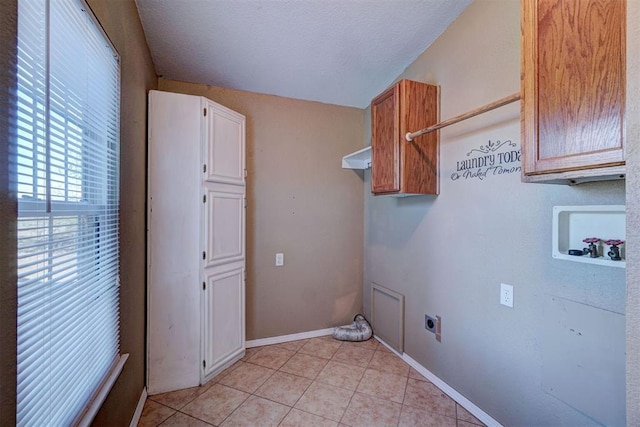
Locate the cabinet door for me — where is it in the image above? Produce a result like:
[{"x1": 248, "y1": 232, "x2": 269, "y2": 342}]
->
[
  {"x1": 371, "y1": 85, "x2": 400, "y2": 194},
  {"x1": 400, "y1": 80, "x2": 439, "y2": 194},
  {"x1": 202, "y1": 266, "x2": 245, "y2": 379},
  {"x1": 201, "y1": 189, "x2": 245, "y2": 378},
  {"x1": 201, "y1": 99, "x2": 246, "y2": 381},
  {"x1": 147, "y1": 91, "x2": 202, "y2": 394},
  {"x1": 204, "y1": 101, "x2": 246, "y2": 185},
  {"x1": 522, "y1": 0, "x2": 625, "y2": 176}
]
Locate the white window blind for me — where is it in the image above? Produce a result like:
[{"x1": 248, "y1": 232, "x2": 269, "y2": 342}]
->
[{"x1": 16, "y1": 0, "x2": 121, "y2": 425}]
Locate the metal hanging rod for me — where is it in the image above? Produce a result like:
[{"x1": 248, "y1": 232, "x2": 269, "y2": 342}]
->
[{"x1": 405, "y1": 92, "x2": 521, "y2": 142}]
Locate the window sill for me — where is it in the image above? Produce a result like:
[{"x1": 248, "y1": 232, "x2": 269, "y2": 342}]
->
[{"x1": 75, "y1": 353, "x2": 129, "y2": 427}]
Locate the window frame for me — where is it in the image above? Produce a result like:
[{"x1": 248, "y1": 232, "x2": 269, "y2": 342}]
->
[{"x1": 14, "y1": 1, "x2": 127, "y2": 425}]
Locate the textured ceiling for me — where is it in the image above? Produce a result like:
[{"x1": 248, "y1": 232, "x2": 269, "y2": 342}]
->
[{"x1": 135, "y1": 0, "x2": 472, "y2": 108}]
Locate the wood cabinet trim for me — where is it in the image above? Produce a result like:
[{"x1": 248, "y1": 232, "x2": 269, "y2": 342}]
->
[
  {"x1": 371, "y1": 84, "x2": 400, "y2": 193},
  {"x1": 521, "y1": 0, "x2": 626, "y2": 180},
  {"x1": 521, "y1": 0, "x2": 538, "y2": 174}
]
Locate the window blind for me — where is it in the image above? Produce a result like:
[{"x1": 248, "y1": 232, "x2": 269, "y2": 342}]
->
[{"x1": 16, "y1": 0, "x2": 121, "y2": 425}]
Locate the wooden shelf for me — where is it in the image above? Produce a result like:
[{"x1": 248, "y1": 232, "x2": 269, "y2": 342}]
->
[{"x1": 342, "y1": 146, "x2": 371, "y2": 170}]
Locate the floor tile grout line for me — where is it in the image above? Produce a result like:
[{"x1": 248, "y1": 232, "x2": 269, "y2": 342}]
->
[
  {"x1": 143, "y1": 398, "x2": 176, "y2": 424},
  {"x1": 214, "y1": 391, "x2": 251, "y2": 427},
  {"x1": 337, "y1": 340, "x2": 381, "y2": 427},
  {"x1": 174, "y1": 408, "x2": 216, "y2": 426},
  {"x1": 257, "y1": 341, "x2": 327, "y2": 425},
  {"x1": 293, "y1": 339, "x2": 348, "y2": 425},
  {"x1": 276, "y1": 339, "x2": 342, "y2": 426},
  {"x1": 149, "y1": 383, "x2": 210, "y2": 413},
  {"x1": 336, "y1": 383, "x2": 357, "y2": 426},
  {"x1": 275, "y1": 369, "x2": 314, "y2": 423},
  {"x1": 397, "y1": 375, "x2": 410, "y2": 427},
  {"x1": 275, "y1": 405, "x2": 294, "y2": 426}
]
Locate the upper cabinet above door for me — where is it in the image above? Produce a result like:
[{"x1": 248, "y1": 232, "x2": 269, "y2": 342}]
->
[
  {"x1": 370, "y1": 79, "x2": 439, "y2": 195},
  {"x1": 204, "y1": 100, "x2": 246, "y2": 185},
  {"x1": 521, "y1": 0, "x2": 626, "y2": 184}
]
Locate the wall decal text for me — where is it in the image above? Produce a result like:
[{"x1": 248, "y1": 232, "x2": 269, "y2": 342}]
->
[{"x1": 451, "y1": 140, "x2": 521, "y2": 181}]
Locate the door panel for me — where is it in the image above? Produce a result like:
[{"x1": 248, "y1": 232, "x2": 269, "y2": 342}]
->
[
  {"x1": 202, "y1": 266, "x2": 245, "y2": 379},
  {"x1": 147, "y1": 91, "x2": 202, "y2": 394},
  {"x1": 204, "y1": 189, "x2": 245, "y2": 267},
  {"x1": 371, "y1": 86, "x2": 399, "y2": 194},
  {"x1": 205, "y1": 102, "x2": 245, "y2": 185}
]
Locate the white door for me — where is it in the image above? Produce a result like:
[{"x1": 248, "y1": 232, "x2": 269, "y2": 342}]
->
[
  {"x1": 147, "y1": 91, "x2": 203, "y2": 394},
  {"x1": 201, "y1": 100, "x2": 246, "y2": 381}
]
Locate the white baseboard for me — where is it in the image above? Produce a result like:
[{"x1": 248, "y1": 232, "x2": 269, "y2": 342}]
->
[
  {"x1": 374, "y1": 334, "x2": 402, "y2": 356},
  {"x1": 373, "y1": 335, "x2": 499, "y2": 426},
  {"x1": 402, "y1": 353, "x2": 502, "y2": 427},
  {"x1": 245, "y1": 327, "x2": 334, "y2": 348},
  {"x1": 129, "y1": 387, "x2": 147, "y2": 427}
]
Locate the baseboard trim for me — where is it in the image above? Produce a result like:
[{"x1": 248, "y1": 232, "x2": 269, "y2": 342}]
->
[
  {"x1": 129, "y1": 387, "x2": 147, "y2": 427},
  {"x1": 374, "y1": 334, "x2": 402, "y2": 356},
  {"x1": 402, "y1": 353, "x2": 502, "y2": 427},
  {"x1": 245, "y1": 328, "x2": 334, "y2": 348}
]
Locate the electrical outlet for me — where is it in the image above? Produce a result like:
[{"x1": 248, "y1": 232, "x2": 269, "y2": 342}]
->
[
  {"x1": 425, "y1": 315, "x2": 437, "y2": 333},
  {"x1": 500, "y1": 283, "x2": 514, "y2": 308},
  {"x1": 425, "y1": 314, "x2": 442, "y2": 342},
  {"x1": 275, "y1": 253, "x2": 284, "y2": 266}
]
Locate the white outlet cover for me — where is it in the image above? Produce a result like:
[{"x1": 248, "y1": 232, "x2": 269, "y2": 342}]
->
[
  {"x1": 500, "y1": 283, "x2": 514, "y2": 308},
  {"x1": 275, "y1": 252, "x2": 284, "y2": 266}
]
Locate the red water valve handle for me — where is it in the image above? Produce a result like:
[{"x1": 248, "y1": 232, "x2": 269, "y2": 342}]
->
[
  {"x1": 582, "y1": 237, "x2": 601, "y2": 244},
  {"x1": 604, "y1": 239, "x2": 624, "y2": 246}
]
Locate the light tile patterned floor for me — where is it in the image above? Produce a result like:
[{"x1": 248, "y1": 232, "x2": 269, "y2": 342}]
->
[{"x1": 138, "y1": 337, "x2": 486, "y2": 426}]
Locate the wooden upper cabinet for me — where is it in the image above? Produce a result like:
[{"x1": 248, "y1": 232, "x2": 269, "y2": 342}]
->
[
  {"x1": 521, "y1": 0, "x2": 626, "y2": 182},
  {"x1": 371, "y1": 80, "x2": 439, "y2": 195}
]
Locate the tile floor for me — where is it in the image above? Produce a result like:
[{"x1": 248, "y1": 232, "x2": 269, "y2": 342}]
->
[{"x1": 138, "y1": 336, "x2": 486, "y2": 427}]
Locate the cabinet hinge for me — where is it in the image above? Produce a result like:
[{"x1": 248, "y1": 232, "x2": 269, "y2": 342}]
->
[
  {"x1": 203, "y1": 194, "x2": 207, "y2": 203},
  {"x1": 202, "y1": 281, "x2": 206, "y2": 290},
  {"x1": 244, "y1": 198, "x2": 247, "y2": 208},
  {"x1": 203, "y1": 164, "x2": 207, "y2": 173},
  {"x1": 203, "y1": 108, "x2": 207, "y2": 117},
  {"x1": 202, "y1": 251, "x2": 206, "y2": 260},
  {"x1": 244, "y1": 169, "x2": 247, "y2": 178},
  {"x1": 203, "y1": 360, "x2": 206, "y2": 368}
]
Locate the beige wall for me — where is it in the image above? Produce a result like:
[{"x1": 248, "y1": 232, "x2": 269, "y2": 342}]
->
[
  {"x1": 364, "y1": 0, "x2": 629, "y2": 425},
  {"x1": 158, "y1": 78, "x2": 364, "y2": 340},
  {"x1": 83, "y1": 1, "x2": 158, "y2": 425}
]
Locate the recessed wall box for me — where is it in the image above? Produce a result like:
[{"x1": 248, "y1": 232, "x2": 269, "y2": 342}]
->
[{"x1": 552, "y1": 205, "x2": 625, "y2": 268}]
